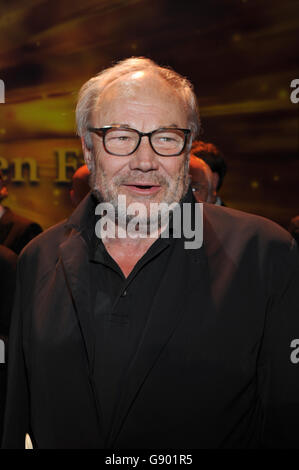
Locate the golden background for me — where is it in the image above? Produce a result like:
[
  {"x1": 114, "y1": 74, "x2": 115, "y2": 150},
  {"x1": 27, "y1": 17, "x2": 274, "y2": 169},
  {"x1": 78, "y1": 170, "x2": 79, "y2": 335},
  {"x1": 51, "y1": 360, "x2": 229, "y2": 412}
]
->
[{"x1": 0, "y1": 0, "x2": 298, "y2": 229}]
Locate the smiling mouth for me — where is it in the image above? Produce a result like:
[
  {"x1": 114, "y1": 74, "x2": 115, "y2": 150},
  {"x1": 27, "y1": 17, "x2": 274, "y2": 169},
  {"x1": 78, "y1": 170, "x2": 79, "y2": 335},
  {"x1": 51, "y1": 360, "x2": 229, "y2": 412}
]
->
[{"x1": 122, "y1": 183, "x2": 161, "y2": 194}]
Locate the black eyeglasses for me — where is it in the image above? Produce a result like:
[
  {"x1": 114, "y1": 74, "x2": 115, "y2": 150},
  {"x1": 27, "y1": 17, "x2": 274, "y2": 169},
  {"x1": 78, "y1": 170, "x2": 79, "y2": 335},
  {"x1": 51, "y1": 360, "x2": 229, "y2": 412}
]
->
[{"x1": 87, "y1": 125, "x2": 191, "y2": 156}]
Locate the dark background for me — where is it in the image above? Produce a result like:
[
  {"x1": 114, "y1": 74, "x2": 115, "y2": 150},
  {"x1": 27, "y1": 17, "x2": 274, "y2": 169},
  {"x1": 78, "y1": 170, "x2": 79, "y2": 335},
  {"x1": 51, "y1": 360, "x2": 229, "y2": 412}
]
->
[{"x1": 0, "y1": 0, "x2": 298, "y2": 228}]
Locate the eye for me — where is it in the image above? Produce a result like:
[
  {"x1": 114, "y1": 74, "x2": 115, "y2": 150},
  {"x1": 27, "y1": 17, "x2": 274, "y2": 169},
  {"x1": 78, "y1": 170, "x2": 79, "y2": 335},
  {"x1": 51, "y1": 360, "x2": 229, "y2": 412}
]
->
[
  {"x1": 153, "y1": 129, "x2": 185, "y2": 146},
  {"x1": 106, "y1": 132, "x2": 133, "y2": 142},
  {"x1": 113, "y1": 135, "x2": 131, "y2": 141},
  {"x1": 159, "y1": 136, "x2": 177, "y2": 142}
]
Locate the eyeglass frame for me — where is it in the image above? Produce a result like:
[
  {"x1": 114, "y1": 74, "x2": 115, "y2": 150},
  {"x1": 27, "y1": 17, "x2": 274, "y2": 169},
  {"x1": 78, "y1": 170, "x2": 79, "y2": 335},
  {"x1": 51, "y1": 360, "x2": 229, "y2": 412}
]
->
[{"x1": 87, "y1": 125, "x2": 191, "y2": 157}]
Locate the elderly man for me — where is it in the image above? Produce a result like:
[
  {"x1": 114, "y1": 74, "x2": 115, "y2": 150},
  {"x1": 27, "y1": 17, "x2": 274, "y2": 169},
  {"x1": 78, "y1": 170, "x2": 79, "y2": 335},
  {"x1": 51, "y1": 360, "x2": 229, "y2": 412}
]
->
[
  {"x1": 2, "y1": 57, "x2": 299, "y2": 449},
  {"x1": 189, "y1": 155, "x2": 214, "y2": 203},
  {"x1": 69, "y1": 164, "x2": 91, "y2": 208},
  {"x1": 0, "y1": 171, "x2": 42, "y2": 254}
]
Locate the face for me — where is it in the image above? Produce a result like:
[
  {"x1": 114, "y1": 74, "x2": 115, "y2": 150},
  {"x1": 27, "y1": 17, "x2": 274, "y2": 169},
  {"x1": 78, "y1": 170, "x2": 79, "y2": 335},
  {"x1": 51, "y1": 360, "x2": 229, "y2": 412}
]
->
[{"x1": 82, "y1": 71, "x2": 191, "y2": 225}]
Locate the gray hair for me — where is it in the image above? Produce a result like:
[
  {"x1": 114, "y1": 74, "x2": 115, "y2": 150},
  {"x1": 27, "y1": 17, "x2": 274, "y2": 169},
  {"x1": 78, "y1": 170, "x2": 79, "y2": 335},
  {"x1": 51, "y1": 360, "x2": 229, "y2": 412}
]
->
[{"x1": 76, "y1": 57, "x2": 200, "y2": 151}]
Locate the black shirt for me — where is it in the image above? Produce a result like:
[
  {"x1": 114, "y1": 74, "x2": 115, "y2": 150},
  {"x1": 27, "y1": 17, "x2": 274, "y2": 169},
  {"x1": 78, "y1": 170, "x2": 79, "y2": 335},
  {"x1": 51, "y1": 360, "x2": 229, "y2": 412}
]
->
[{"x1": 89, "y1": 225, "x2": 174, "y2": 439}]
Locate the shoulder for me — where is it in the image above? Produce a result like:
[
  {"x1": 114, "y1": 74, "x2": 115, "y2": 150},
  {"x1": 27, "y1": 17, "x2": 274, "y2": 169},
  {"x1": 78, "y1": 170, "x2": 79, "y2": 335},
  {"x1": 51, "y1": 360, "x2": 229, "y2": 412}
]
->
[
  {"x1": 16, "y1": 193, "x2": 96, "y2": 278},
  {"x1": 17, "y1": 219, "x2": 69, "y2": 276},
  {"x1": 201, "y1": 204, "x2": 298, "y2": 295},
  {"x1": 202, "y1": 203, "x2": 294, "y2": 248},
  {"x1": 201, "y1": 203, "x2": 297, "y2": 276},
  {"x1": 19, "y1": 219, "x2": 67, "y2": 256}
]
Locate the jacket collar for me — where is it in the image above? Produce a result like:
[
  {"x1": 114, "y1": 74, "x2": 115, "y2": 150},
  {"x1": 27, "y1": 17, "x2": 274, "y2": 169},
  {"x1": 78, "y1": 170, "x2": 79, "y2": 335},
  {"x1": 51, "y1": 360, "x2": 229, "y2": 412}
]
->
[{"x1": 63, "y1": 191, "x2": 97, "y2": 242}]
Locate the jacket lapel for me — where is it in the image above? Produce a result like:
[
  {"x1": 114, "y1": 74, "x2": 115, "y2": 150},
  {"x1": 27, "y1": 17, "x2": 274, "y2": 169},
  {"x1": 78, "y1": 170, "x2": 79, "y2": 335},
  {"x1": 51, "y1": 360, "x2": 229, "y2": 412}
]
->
[
  {"x1": 58, "y1": 229, "x2": 96, "y2": 372},
  {"x1": 57, "y1": 191, "x2": 98, "y2": 373},
  {"x1": 58, "y1": 192, "x2": 105, "y2": 437}
]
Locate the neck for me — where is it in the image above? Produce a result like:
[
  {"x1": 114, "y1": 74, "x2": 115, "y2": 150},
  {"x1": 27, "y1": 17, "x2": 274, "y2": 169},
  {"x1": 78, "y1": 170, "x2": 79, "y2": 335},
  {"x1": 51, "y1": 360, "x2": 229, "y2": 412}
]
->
[
  {"x1": 102, "y1": 224, "x2": 161, "y2": 250},
  {"x1": 102, "y1": 229, "x2": 160, "y2": 278}
]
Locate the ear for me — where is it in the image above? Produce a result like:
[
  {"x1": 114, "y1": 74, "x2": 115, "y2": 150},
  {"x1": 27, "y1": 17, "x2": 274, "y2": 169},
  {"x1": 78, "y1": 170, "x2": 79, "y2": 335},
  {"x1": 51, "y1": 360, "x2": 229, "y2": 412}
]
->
[
  {"x1": 0, "y1": 186, "x2": 8, "y2": 200},
  {"x1": 81, "y1": 137, "x2": 94, "y2": 173},
  {"x1": 211, "y1": 172, "x2": 219, "y2": 195}
]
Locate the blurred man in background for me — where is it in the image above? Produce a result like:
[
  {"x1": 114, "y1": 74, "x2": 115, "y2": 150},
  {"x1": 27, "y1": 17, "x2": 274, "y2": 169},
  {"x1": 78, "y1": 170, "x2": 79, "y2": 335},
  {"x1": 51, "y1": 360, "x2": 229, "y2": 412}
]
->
[
  {"x1": 0, "y1": 171, "x2": 42, "y2": 254},
  {"x1": 192, "y1": 141, "x2": 227, "y2": 206},
  {"x1": 70, "y1": 164, "x2": 90, "y2": 207},
  {"x1": 0, "y1": 245, "x2": 17, "y2": 443},
  {"x1": 189, "y1": 155, "x2": 214, "y2": 203}
]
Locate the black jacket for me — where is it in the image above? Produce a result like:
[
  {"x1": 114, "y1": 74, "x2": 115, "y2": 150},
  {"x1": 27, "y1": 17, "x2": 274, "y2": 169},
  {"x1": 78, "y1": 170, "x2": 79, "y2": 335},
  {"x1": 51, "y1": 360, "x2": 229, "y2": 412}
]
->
[
  {"x1": 2, "y1": 191, "x2": 299, "y2": 449},
  {"x1": 0, "y1": 207, "x2": 42, "y2": 255}
]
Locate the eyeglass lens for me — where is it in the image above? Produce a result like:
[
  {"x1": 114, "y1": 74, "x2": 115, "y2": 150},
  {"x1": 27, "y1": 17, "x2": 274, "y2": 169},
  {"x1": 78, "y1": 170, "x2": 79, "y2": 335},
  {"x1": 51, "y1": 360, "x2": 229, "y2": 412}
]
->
[{"x1": 104, "y1": 128, "x2": 185, "y2": 156}]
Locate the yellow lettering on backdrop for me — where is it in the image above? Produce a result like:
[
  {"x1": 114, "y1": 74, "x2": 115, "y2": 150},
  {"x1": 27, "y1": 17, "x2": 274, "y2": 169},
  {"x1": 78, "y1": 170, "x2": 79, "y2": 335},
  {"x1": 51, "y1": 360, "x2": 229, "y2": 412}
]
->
[
  {"x1": 54, "y1": 149, "x2": 80, "y2": 183},
  {"x1": 0, "y1": 156, "x2": 8, "y2": 171},
  {"x1": 11, "y1": 157, "x2": 40, "y2": 183}
]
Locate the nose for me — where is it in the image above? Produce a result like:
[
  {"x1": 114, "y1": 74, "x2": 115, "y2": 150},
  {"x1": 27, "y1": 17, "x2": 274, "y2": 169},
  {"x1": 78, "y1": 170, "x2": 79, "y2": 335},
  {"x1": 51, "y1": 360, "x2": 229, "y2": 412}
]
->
[{"x1": 128, "y1": 136, "x2": 159, "y2": 172}]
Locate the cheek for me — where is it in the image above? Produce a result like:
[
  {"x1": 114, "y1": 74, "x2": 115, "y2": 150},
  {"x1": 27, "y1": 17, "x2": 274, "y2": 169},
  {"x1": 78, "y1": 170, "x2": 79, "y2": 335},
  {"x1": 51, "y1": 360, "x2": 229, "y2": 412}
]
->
[
  {"x1": 96, "y1": 153, "x2": 130, "y2": 178},
  {"x1": 160, "y1": 157, "x2": 185, "y2": 178}
]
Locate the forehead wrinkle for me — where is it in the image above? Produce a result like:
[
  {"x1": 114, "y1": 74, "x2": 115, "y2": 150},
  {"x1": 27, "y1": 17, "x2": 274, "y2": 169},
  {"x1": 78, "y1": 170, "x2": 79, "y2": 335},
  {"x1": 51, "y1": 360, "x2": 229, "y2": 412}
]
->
[
  {"x1": 104, "y1": 104, "x2": 184, "y2": 131},
  {"x1": 96, "y1": 70, "x2": 186, "y2": 111}
]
